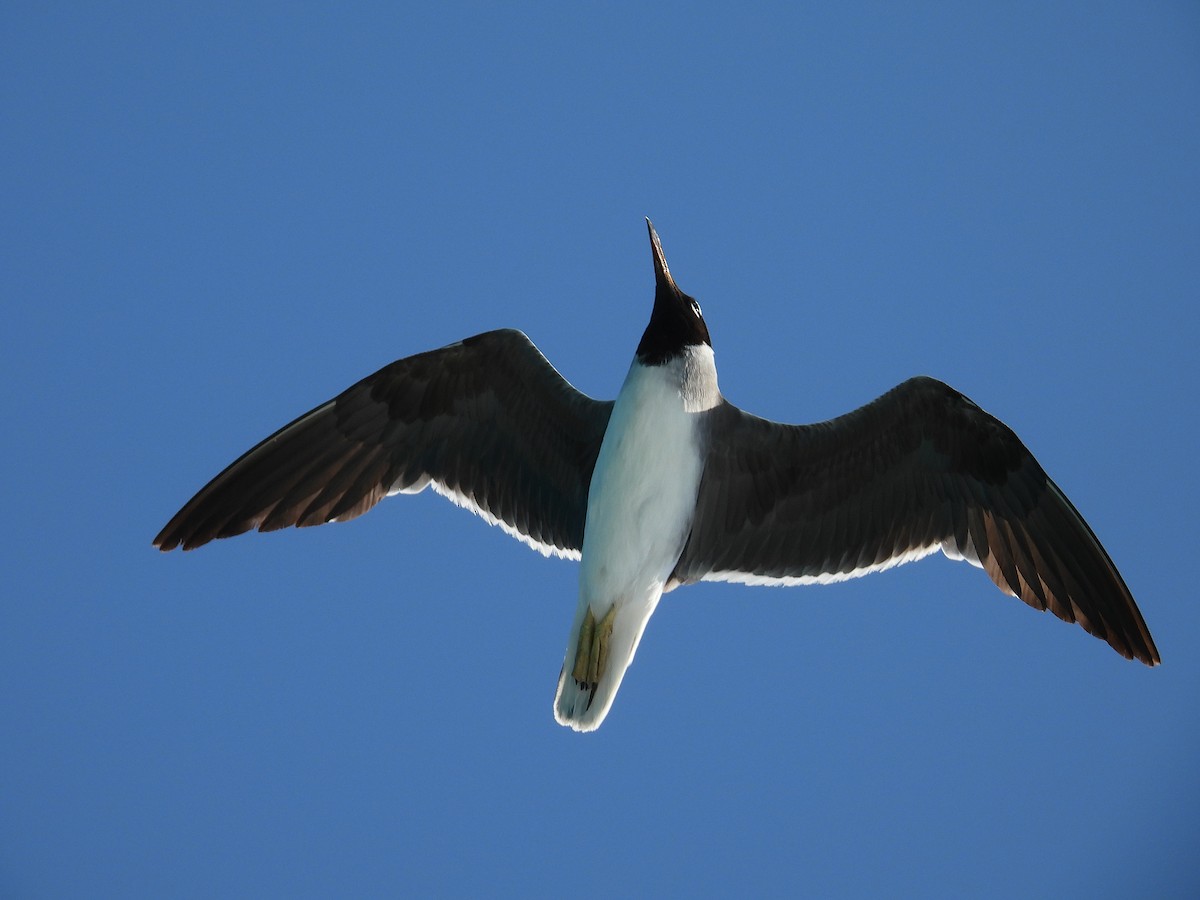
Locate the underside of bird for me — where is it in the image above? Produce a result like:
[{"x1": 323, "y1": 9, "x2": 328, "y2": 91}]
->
[{"x1": 153, "y1": 220, "x2": 1158, "y2": 736}]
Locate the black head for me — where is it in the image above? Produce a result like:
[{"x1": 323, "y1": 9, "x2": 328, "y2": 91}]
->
[{"x1": 636, "y1": 220, "x2": 712, "y2": 366}]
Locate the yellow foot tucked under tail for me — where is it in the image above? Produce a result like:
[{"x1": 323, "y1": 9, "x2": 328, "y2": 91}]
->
[
  {"x1": 569, "y1": 604, "x2": 618, "y2": 701},
  {"x1": 553, "y1": 592, "x2": 663, "y2": 733}
]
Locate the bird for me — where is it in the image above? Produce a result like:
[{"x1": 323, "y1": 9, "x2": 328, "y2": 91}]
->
[{"x1": 154, "y1": 219, "x2": 1159, "y2": 732}]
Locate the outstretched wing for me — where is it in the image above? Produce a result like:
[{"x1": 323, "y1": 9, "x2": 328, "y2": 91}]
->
[
  {"x1": 155, "y1": 329, "x2": 613, "y2": 558},
  {"x1": 671, "y1": 376, "x2": 1158, "y2": 665}
]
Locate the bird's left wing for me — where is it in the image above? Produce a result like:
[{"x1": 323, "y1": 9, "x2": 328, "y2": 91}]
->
[
  {"x1": 670, "y1": 376, "x2": 1158, "y2": 665},
  {"x1": 155, "y1": 329, "x2": 613, "y2": 558}
]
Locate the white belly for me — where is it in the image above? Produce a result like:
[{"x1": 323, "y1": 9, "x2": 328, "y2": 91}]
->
[{"x1": 580, "y1": 363, "x2": 703, "y2": 612}]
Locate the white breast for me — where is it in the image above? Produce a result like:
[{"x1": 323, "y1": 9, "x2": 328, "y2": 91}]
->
[{"x1": 582, "y1": 345, "x2": 717, "y2": 595}]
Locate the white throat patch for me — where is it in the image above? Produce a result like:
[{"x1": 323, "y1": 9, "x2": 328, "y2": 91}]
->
[{"x1": 676, "y1": 343, "x2": 720, "y2": 413}]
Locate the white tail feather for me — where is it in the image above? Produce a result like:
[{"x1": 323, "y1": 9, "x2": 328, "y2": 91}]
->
[{"x1": 553, "y1": 593, "x2": 661, "y2": 732}]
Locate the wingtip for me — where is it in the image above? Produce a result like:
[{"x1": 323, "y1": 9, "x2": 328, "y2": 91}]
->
[
  {"x1": 1135, "y1": 637, "x2": 1162, "y2": 667},
  {"x1": 152, "y1": 533, "x2": 180, "y2": 552},
  {"x1": 153, "y1": 514, "x2": 190, "y2": 551}
]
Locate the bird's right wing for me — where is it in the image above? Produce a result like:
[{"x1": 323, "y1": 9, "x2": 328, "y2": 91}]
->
[
  {"x1": 154, "y1": 329, "x2": 613, "y2": 558},
  {"x1": 671, "y1": 377, "x2": 1158, "y2": 665}
]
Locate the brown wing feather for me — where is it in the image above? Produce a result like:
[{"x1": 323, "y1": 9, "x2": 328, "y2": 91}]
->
[
  {"x1": 154, "y1": 329, "x2": 613, "y2": 556},
  {"x1": 672, "y1": 376, "x2": 1159, "y2": 665}
]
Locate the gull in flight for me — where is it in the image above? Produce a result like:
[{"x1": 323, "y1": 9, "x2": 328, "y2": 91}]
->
[{"x1": 155, "y1": 220, "x2": 1159, "y2": 731}]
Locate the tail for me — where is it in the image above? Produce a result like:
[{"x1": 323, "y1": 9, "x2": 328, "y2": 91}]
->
[{"x1": 553, "y1": 592, "x2": 662, "y2": 732}]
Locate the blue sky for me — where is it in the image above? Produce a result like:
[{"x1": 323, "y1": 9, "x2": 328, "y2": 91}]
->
[{"x1": 3, "y1": 3, "x2": 1198, "y2": 897}]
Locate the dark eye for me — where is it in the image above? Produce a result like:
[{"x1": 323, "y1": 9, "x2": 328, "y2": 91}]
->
[{"x1": 691, "y1": 301, "x2": 703, "y2": 318}]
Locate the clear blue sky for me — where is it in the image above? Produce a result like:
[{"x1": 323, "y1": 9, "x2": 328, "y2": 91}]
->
[{"x1": 3, "y1": 3, "x2": 1198, "y2": 897}]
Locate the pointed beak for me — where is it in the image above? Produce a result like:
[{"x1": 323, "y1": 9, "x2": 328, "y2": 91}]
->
[{"x1": 646, "y1": 218, "x2": 678, "y2": 293}]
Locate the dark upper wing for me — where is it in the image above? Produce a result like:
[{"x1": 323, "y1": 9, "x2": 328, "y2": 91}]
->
[
  {"x1": 154, "y1": 329, "x2": 613, "y2": 558},
  {"x1": 671, "y1": 376, "x2": 1159, "y2": 665}
]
